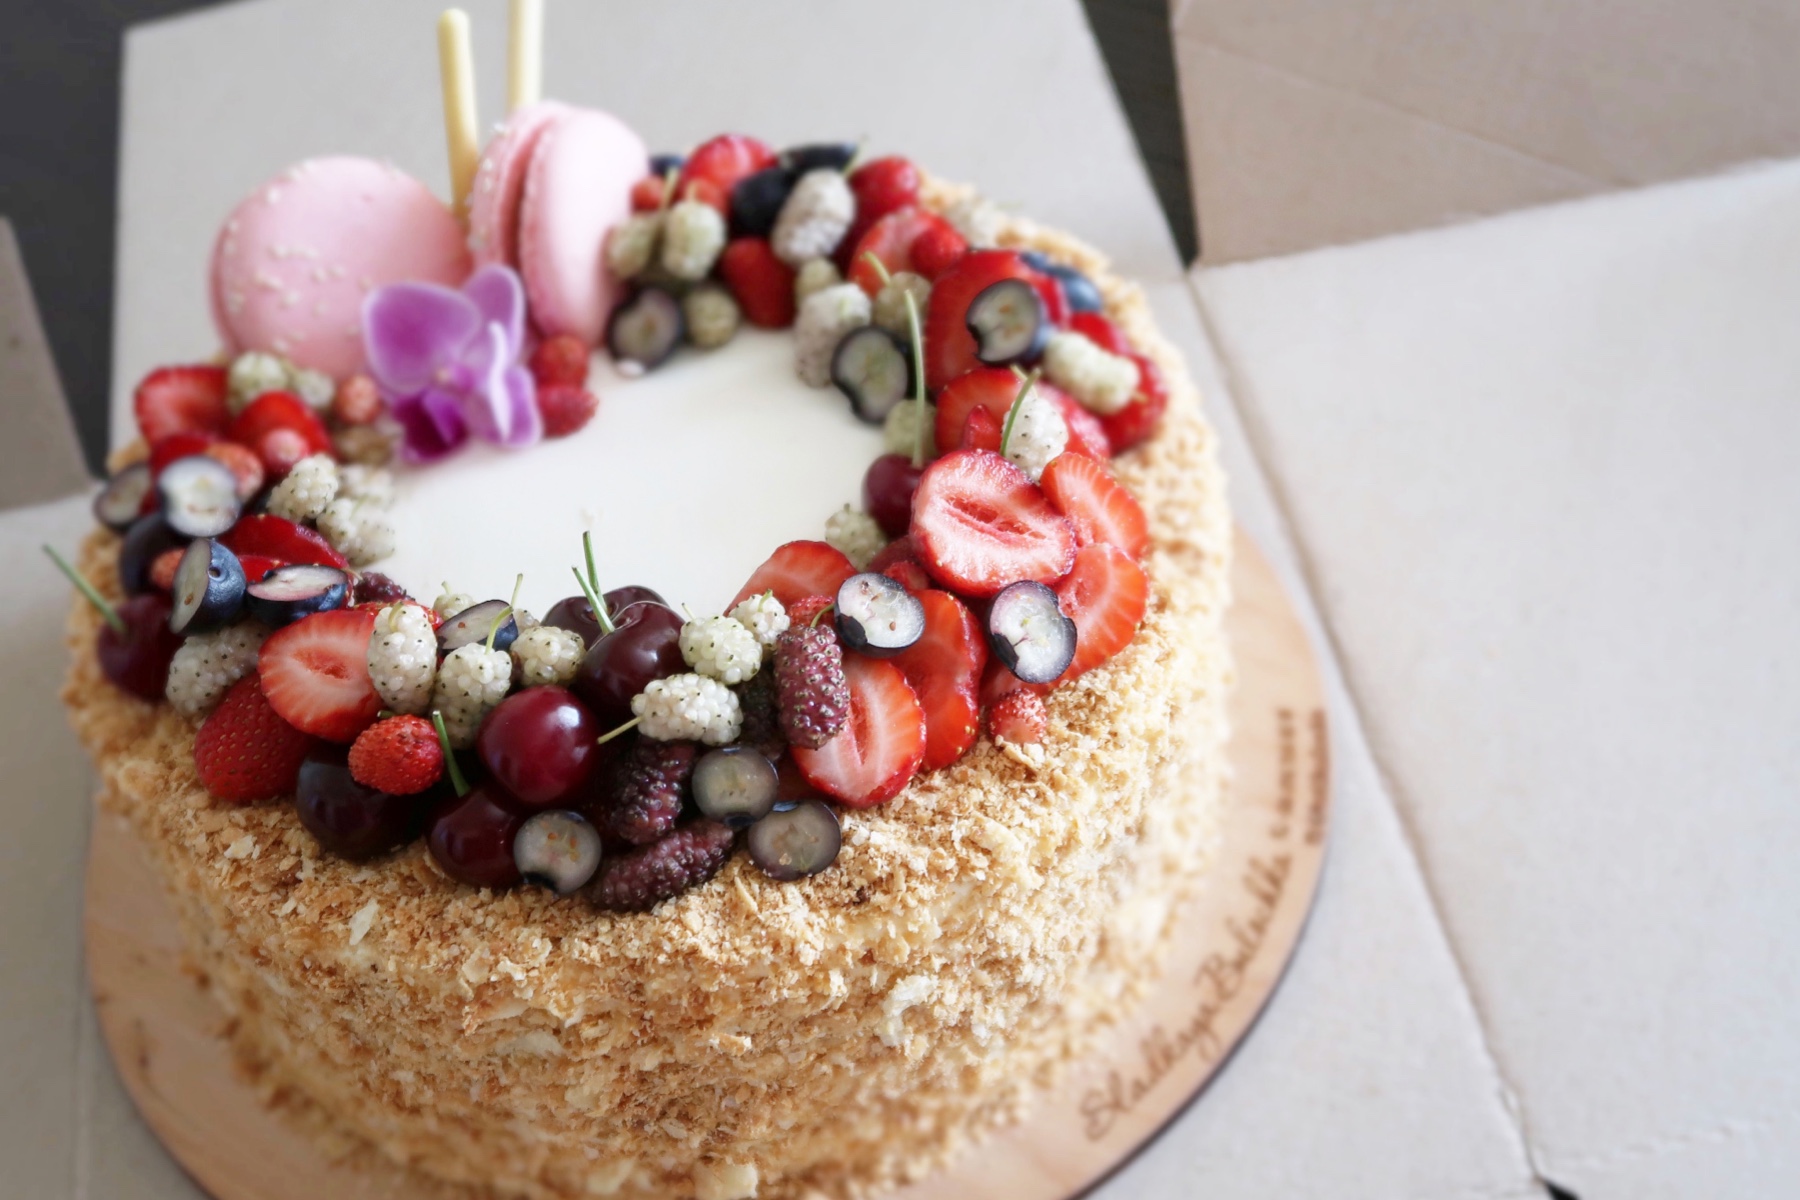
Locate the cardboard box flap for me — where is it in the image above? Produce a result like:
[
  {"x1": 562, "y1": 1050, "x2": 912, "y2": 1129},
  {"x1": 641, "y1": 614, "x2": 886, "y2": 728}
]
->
[{"x1": 0, "y1": 218, "x2": 92, "y2": 506}]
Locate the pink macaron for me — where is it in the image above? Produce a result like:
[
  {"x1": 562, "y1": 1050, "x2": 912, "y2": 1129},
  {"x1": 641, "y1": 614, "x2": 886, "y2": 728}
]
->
[
  {"x1": 515, "y1": 108, "x2": 647, "y2": 345},
  {"x1": 468, "y1": 100, "x2": 569, "y2": 270},
  {"x1": 209, "y1": 157, "x2": 471, "y2": 379}
]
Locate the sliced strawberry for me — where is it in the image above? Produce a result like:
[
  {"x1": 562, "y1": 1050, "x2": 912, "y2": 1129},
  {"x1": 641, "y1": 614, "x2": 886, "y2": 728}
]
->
[
  {"x1": 148, "y1": 431, "x2": 219, "y2": 477},
  {"x1": 960, "y1": 405, "x2": 1001, "y2": 452},
  {"x1": 924, "y1": 251, "x2": 1041, "y2": 390},
  {"x1": 133, "y1": 365, "x2": 229, "y2": 443},
  {"x1": 909, "y1": 222, "x2": 969, "y2": 281},
  {"x1": 911, "y1": 450, "x2": 1076, "y2": 597},
  {"x1": 935, "y1": 367, "x2": 1020, "y2": 454},
  {"x1": 791, "y1": 656, "x2": 924, "y2": 807},
  {"x1": 235, "y1": 553, "x2": 283, "y2": 584},
  {"x1": 681, "y1": 177, "x2": 729, "y2": 214},
  {"x1": 729, "y1": 540, "x2": 857, "y2": 611},
  {"x1": 680, "y1": 134, "x2": 777, "y2": 210},
  {"x1": 981, "y1": 658, "x2": 1046, "y2": 707},
  {"x1": 1041, "y1": 453, "x2": 1149, "y2": 559},
  {"x1": 257, "y1": 607, "x2": 383, "y2": 743},
  {"x1": 193, "y1": 675, "x2": 318, "y2": 803},
  {"x1": 847, "y1": 207, "x2": 966, "y2": 297},
  {"x1": 1029, "y1": 270, "x2": 1072, "y2": 329},
  {"x1": 890, "y1": 590, "x2": 987, "y2": 769},
  {"x1": 718, "y1": 237, "x2": 797, "y2": 328},
  {"x1": 775, "y1": 750, "x2": 827, "y2": 803},
  {"x1": 1100, "y1": 354, "x2": 1169, "y2": 453},
  {"x1": 848, "y1": 157, "x2": 920, "y2": 224},
  {"x1": 867, "y1": 536, "x2": 932, "y2": 593},
  {"x1": 221, "y1": 514, "x2": 349, "y2": 569},
  {"x1": 202, "y1": 441, "x2": 267, "y2": 499},
  {"x1": 228, "y1": 391, "x2": 333, "y2": 460},
  {"x1": 1056, "y1": 392, "x2": 1114, "y2": 459},
  {"x1": 1054, "y1": 543, "x2": 1149, "y2": 681},
  {"x1": 1070, "y1": 310, "x2": 1132, "y2": 356}
]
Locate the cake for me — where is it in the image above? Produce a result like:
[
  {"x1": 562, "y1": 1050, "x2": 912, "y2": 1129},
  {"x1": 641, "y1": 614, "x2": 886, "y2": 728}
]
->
[{"x1": 58, "y1": 26, "x2": 1233, "y2": 1200}]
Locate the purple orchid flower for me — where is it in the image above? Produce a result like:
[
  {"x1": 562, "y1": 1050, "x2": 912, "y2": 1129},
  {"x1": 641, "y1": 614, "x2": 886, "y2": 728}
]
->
[{"x1": 362, "y1": 264, "x2": 541, "y2": 464}]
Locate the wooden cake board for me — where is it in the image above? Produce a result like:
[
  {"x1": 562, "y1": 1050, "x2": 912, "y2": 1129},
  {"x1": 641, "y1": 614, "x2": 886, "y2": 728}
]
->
[{"x1": 85, "y1": 530, "x2": 1331, "y2": 1200}]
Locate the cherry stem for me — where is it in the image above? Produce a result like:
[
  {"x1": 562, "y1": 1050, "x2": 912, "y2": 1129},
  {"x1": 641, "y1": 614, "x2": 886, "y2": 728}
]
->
[
  {"x1": 431, "y1": 710, "x2": 470, "y2": 798},
  {"x1": 659, "y1": 167, "x2": 679, "y2": 214},
  {"x1": 581, "y1": 531, "x2": 616, "y2": 635},
  {"x1": 596, "y1": 716, "x2": 640, "y2": 745},
  {"x1": 43, "y1": 544, "x2": 125, "y2": 635},
  {"x1": 999, "y1": 368, "x2": 1040, "y2": 460},
  {"x1": 861, "y1": 249, "x2": 892, "y2": 287},
  {"x1": 904, "y1": 289, "x2": 929, "y2": 469}
]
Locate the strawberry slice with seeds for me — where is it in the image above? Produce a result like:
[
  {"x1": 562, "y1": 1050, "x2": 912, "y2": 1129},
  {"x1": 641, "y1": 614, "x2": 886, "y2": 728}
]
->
[
  {"x1": 847, "y1": 207, "x2": 966, "y2": 297},
  {"x1": 911, "y1": 450, "x2": 1076, "y2": 597},
  {"x1": 257, "y1": 607, "x2": 383, "y2": 743},
  {"x1": 222, "y1": 514, "x2": 349, "y2": 569},
  {"x1": 133, "y1": 365, "x2": 229, "y2": 443},
  {"x1": 867, "y1": 536, "x2": 934, "y2": 593},
  {"x1": 1057, "y1": 393, "x2": 1114, "y2": 460},
  {"x1": 925, "y1": 251, "x2": 1057, "y2": 390},
  {"x1": 1053, "y1": 542, "x2": 1149, "y2": 681},
  {"x1": 959, "y1": 405, "x2": 1002, "y2": 453},
  {"x1": 193, "y1": 674, "x2": 318, "y2": 803},
  {"x1": 981, "y1": 658, "x2": 1046, "y2": 707},
  {"x1": 718, "y1": 237, "x2": 798, "y2": 329},
  {"x1": 729, "y1": 540, "x2": 857, "y2": 611},
  {"x1": 890, "y1": 589, "x2": 988, "y2": 769},
  {"x1": 791, "y1": 656, "x2": 925, "y2": 807},
  {"x1": 680, "y1": 134, "x2": 777, "y2": 210},
  {"x1": 227, "y1": 391, "x2": 333, "y2": 460},
  {"x1": 935, "y1": 368, "x2": 1097, "y2": 460},
  {"x1": 1041, "y1": 453, "x2": 1149, "y2": 559}
]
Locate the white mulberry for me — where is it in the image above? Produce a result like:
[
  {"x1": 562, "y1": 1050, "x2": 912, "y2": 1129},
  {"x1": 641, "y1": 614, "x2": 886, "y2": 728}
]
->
[
  {"x1": 317, "y1": 497, "x2": 395, "y2": 567},
  {"x1": 513, "y1": 625, "x2": 585, "y2": 687},
  {"x1": 872, "y1": 271, "x2": 931, "y2": 337},
  {"x1": 772, "y1": 169, "x2": 854, "y2": 266},
  {"x1": 631, "y1": 673, "x2": 742, "y2": 745},
  {"x1": 432, "y1": 642, "x2": 512, "y2": 748},
  {"x1": 825, "y1": 504, "x2": 886, "y2": 569},
  {"x1": 336, "y1": 463, "x2": 395, "y2": 507},
  {"x1": 728, "y1": 592, "x2": 790, "y2": 648},
  {"x1": 682, "y1": 284, "x2": 741, "y2": 349},
  {"x1": 606, "y1": 212, "x2": 661, "y2": 279},
  {"x1": 434, "y1": 587, "x2": 476, "y2": 622},
  {"x1": 1042, "y1": 330, "x2": 1138, "y2": 415},
  {"x1": 1001, "y1": 382, "x2": 1069, "y2": 483},
  {"x1": 366, "y1": 603, "x2": 436, "y2": 715},
  {"x1": 660, "y1": 199, "x2": 727, "y2": 281},
  {"x1": 291, "y1": 367, "x2": 336, "y2": 411},
  {"x1": 794, "y1": 258, "x2": 842, "y2": 305},
  {"x1": 680, "y1": 615, "x2": 763, "y2": 684},
  {"x1": 265, "y1": 453, "x2": 339, "y2": 523},
  {"x1": 226, "y1": 351, "x2": 290, "y2": 413},
  {"x1": 946, "y1": 195, "x2": 1006, "y2": 248},
  {"x1": 794, "y1": 284, "x2": 871, "y2": 387},
  {"x1": 165, "y1": 622, "x2": 268, "y2": 718}
]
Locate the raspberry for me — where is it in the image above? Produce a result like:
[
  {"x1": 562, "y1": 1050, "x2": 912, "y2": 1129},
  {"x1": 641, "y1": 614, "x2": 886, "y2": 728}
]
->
[
  {"x1": 660, "y1": 198, "x2": 727, "y2": 281},
  {"x1": 682, "y1": 284, "x2": 741, "y2": 350},
  {"x1": 1042, "y1": 331, "x2": 1137, "y2": 416},
  {"x1": 824, "y1": 504, "x2": 886, "y2": 569},
  {"x1": 348, "y1": 715, "x2": 444, "y2": 794},
  {"x1": 728, "y1": 592, "x2": 789, "y2": 648},
  {"x1": 794, "y1": 283, "x2": 871, "y2": 388},
  {"x1": 538, "y1": 384, "x2": 599, "y2": 438},
  {"x1": 883, "y1": 399, "x2": 938, "y2": 459},
  {"x1": 594, "y1": 737, "x2": 696, "y2": 846},
  {"x1": 1000, "y1": 382, "x2": 1069, "y2": 483},
  {"x1": 265, "y1": 453, "x2": 340, "y2": 523},
  {"x1": 165, "y1": 622, "x2": 269, "y2": 718},
  {"x1": 529, "y1": 334, "x2": 590, "y2": 389},
  {"x1": 591, "y1": 820, "x2": 735, "y2": 912},
  {"x1": 785, "y1": 594, "x2": 835, "y2": 629},
  {"x1": 989, "y1": 690, "x2": 1048, "y2": 745},
  {"x1": 226, "y1": 351, "x2": 291, "y2": 413},
  {"x1": 772, "y1": 169, "x2": 855, "y2": 267},
  {"x1": 366, "y1": 602, "x2": 437, "y2": 716},
  {"x1": 431, "y1": 642, "x2": 512, "y2": 748},
  {"x1": 793, "y1": 257, "x2": 842, "y2": 305},
  {"x1": 734, "y1": 669, "x2": 783, "y2": 755},
  {"x1": 872, "y1": 271, "x2": 931, "y2": 337},
  {"x1": 350, "y1": 571, "x2": 412, "y2": 608},
  {"x1": 631, "y1": 673, "x2": 742, "y2": 746},
  {"x1": 331, "y1": 374, "x2": 384, "y2": 426},
  {"x1": 605, "y1": 212, "x2": 662, "y2": 279},
  {"x1": 774, "y1": 624, "x2": 849, "y2": 749},
  {"x1": 679, "y1": 615, "x2": 763, "y2": 684},
  {"x1": 203, "y1": 442, "x2": 266, "y2": 499},
  {"x1": 512, "y1": 624, "x2": 584, "y2": 687}
]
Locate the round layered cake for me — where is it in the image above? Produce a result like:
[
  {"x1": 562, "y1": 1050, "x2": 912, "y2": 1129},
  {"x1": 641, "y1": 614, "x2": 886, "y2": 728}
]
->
[{"x1": 61, "y1": 102, "x2": 1232, "y2": 1200}]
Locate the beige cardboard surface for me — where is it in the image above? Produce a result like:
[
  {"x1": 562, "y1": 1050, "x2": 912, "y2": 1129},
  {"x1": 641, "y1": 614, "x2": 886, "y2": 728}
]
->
[
  {"x1": 1173, "y1": 0, "x2": 1800, "y2": 262},
  {"x1": 1193, "y1": 159, "x2": 1800, "y2": 1196},
  {"x1": 0, "y1": 219, "x2": 92, "y2": 504}
]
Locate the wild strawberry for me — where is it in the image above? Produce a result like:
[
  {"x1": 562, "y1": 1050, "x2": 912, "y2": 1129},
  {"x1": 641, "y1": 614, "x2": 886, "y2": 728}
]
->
[
  {"x1": 134, "y1": 365, "x2": 229, "y2": 443},
  {"x1": 147, "y1": 547, "x2": 184, "y2": 592},
  {"x1": 537, "y1": 384, "x2": 599, "y2": 438},
  {"x1": 989, "y1": 689, "x2": 1048, "y2": 745},
  {"x1": 912, "y1": 450, "x2": 1076, "y2": 597},
  {"x1": 149, "y1": 431, "x2": 218, "y2": 476},
  {"x1": 530, "y1": 334, "x2": 590, "y2": 389},
  {"x1": 256, "y1": 428, "x2": 312, "y2": 478},
  {"x1": 773, "y1": 623, "x2": 850, "y2": 749},
  {"x1": 629, "y1": 174, "x2": 666, "y2": 212},
  {"x1": 847, "y1": 207, "x2": 965, "y2": 297},
  {"x1": 680, "y1": 134, "x2": 777, "y2": 209},
  {"x1": 729, "y1": 540, "x2": 856, "y2": 610},
  {"x1": 593, "y1": 737, "x2": 696, "y2": 846},
  {"x1": 785, "y1": 594, "x2": 836, "y2": 629},
  {"x1": 924, "y1": 251, "x2": 1043, "y2": 390},
  {"x1": 790, "y1": 656, "x2": 925, "y2": 807},
  {"x1": 202, "y1": 442, "x2": 266, "y2": 499},
  {"x1": 331, "y1": 374, "x2": 384, "y2": 426},
  {"x1": 228, "y1": 390, "x2": 333, "y2": 461},
  {"x1": 257, "y1": 607, "x2": 383, "y2": 742},
  {"x1": 909, "y1": 222, "x2": 969, "y2": 280},
  {"x1": 347, "y1": 715, "x2": 444, "y2": 795},
  {"x1": 1054, "y1": 542, "x2": 1149, "y2": 680},
  {"x1": 1041, "y1": 453, "x2": 1149, "y2": 559},
  {"x1": 718, "y1": 237, "x2": 798, "y2": 328},
  {"x1": 592, "y1": 819, "x2": 735, "y2": 911},
  {"x1": 221, "y1": 514, "x2": 349, "y2": 569},
  {"x1": 982, "y1": 658, "x2": 1045, "y2": 708},
  {"x1": 193, "y1": 675, "x2": 317, "y2": 803},
  {"x1": 890, "y1": 590, "x2": 987, "y2": 769}
]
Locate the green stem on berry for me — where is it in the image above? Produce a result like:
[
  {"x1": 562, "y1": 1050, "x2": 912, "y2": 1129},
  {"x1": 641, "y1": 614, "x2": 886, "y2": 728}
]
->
[
  {"x1": 841, "y1": 141, "x2": 867, "y2": 176},
  {"x1": 42, "y1": 544, "x2": 126, "y2": 635},
  {"x1": 580, "y1": 531, "x2": 616, "y2": 635},
  {"x1": 486, "y1": 574, "x2": 524, "y2": 651},
  {"x1": 659, "y1": 167, "x2": 679, "y2": 215},
  {"x1": 596, "y1": 716, "x2": 641, "y2": 745},
  {"x1": 431, "y1": 710, "x2": 470, "y2": 798},
  {"x1": 809, "y1": 602, "x2": 836, "y2": 628},
  {"x1": 861, "y1": 249, "x2": 892, "y2": 288},
  {"x1": 999, "y1": 368, "x2": 1040, "y2": 460},
  {"x1": 904, "y1": 289, "x2": 929, "y2": 470}
]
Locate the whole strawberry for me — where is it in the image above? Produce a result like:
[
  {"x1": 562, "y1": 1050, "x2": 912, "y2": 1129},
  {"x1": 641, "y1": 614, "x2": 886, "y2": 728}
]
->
[
  {"x1": 594, "y1": 737, "x2": 697, "y2": 846},
  {"x1": 989, "y1": 690, "x2": 1048, "y2": 745},
  {"x1": 347, "y1": 715, "x2": 444, "y2": 795},
  {"x1": 537, "y1": 384, "x2": 599, "y2": 438},
  {"x1": 591, "y1": 819, "x2": 735, "y2": 911},
  {"x1": 774, "y1": 624, "x2": 850, "y2": 749},
  {"x1": 194, "y1": 675, "x2": 317, "y2": 803}
]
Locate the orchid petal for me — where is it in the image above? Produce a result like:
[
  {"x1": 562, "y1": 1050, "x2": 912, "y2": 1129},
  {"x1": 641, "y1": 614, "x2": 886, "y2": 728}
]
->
[
  {"x1": 461, "y1": 264, "x2": 527, "y2": 358},
  {"x1": 362, "y1": 282, "x2": 482, "y2": 395},
  {"x1": 393, "y1": 389, "x2": 468, "y2": 464},
  {"x1": 494, "y1": 364, "x2": 543, "y2": 449},
  {"x1": 458, "y1": 322, "x2": 515, "y2": 443}
]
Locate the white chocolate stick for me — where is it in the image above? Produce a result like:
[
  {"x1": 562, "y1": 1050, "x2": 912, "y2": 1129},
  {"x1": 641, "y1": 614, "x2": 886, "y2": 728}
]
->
[
  {"x1": 437, "y1": 8, "x2": 479, "y2": 218},
  {"x1": 508, "y1": 0, "x2": 544, "y2": 113}
]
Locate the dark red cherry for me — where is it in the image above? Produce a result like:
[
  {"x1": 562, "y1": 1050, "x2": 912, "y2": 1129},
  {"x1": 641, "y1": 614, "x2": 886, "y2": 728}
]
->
[
  {"x1": 573, "y1": 602, "x2": 685, "y2": 727},
  {"x1": 97, "y1": 593, "x2": 183, "y2": 700},
  {"x1": 426, "y1": 781, "x2": 525, "y2": 889},
  {"x1": 862, "y1": 453, "x2": 925, "y2": 539},
  {"x1": 294, "y1": 745, "x2": 422, "y2": 859},
  {"x1": 476, "y1": 686, "x2": 606, "y2": 808},
  {"x1": 545, "y1": 585, "x2": 668, "y2": 648}
]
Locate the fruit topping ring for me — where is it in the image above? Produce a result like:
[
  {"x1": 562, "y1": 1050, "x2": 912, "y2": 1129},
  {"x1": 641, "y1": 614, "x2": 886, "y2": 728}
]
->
[{"x1": 61, "y1": 129, "x2": 1167, "y2": 913}]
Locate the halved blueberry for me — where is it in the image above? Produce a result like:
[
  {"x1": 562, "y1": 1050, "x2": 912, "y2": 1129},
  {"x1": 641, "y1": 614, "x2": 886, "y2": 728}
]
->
[
  {"x1": 157, "y1": 455, "x2": 242, "y2": 538},
  {"x1": 966, "y1": 278, "x2": 1049, "y2": 366},
  {"x1": 835, "y1": 572, "x2": 926, "y2": 658},
  {"x1": 730, "y1": 165, "x2": 798, "y2": 238},
  {"x1": 94, "y1": 463, "x2": 154, "y2": 532},
  {"x1": 607, "y1": 288, "x2": 684, "y2": 372},
  {"x1": 169, "y1": 538, "x2": 246, "y2": 635},
  {"x1": 438, "y1": 599, "x2": 519, "y2": 654},
  {"x1": 831, "y1": 326, "x2": 913, "y2": 425},
  {"x1": 986, "y1": 580, "x2": 1076, "y2": 684},
  {"x1": 779, "y1": 142, "x2": 857, "y2": 173},
  {"x1": 513, "y1": 809, "x2": 602, "y2": 895},
  {"x1": 747, "y1": 799, "x2": 841, "y2": 881},
  {"x1": 117, "y1": 513, "x2": 185, "y2": 596},
  {"x1": 245, "y1": 563, "x2": 350, "y2": 627},
  {"x1": 693, "y1": 747, "x2": 779, "y2": 829}
]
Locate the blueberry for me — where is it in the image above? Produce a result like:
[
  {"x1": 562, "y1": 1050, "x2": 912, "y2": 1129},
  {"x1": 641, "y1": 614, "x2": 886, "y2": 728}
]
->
[
  {"x1": 245, "y1": 563, "x2": 350, "y2": 627},
  {"x1": 94, "y1": 463, "x2": 153, "y2": 532},
  {"x1": 986, "y1": 580, "x2": 1076, "y2": 684},
  {"x1": 648, "y1": 152, "x2": 685, "y2": 178},
  {"x1": 169, "y1": 538, "x2": 246, "y2": 635},
  {"x1": 607, "y1": 288, "x2": 684, "y2": 372},
  {"x1": 730, "y1": 165, "x2": 798, "y2": 238},
  {"x1": 779, "y1": 142, "x2": 857, "y2": 173},
  {"x1": 513, "y1": 809, "x2": 602, "y2": 895},
  {"x1": 747, "y1": 799, "x2": 841, "y2": 881},
  {"x1": 437, "y1": 599, "x2": 520, "y2": 655},
  {"x1": 831, "y1": 326, "x2": 914, "y2": 425},
  {"x1": 1044, "y1": 262, "x2": 1103, "y2": 313},
  {"x1": 156, "y1": 454, "x2": 242, "y2": 538},
  {"x1": 117, "y1": 513, "x2": 185, "y2": 596},
  {"x1": 834, "y1": 572, "x2": 925, "y2": 658},
  {"x1": 966, "y1": 278, "x2": 1049, "y2": 366},
  {"x1": 692, "y1": 747, "x2": 779, "y2": 829}
]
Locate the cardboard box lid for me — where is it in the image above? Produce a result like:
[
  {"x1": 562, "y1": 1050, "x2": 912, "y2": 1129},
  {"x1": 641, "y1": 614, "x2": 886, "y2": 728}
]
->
[{"x1": 0, "y1": 218, "x2": 91, "y2": 506}]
